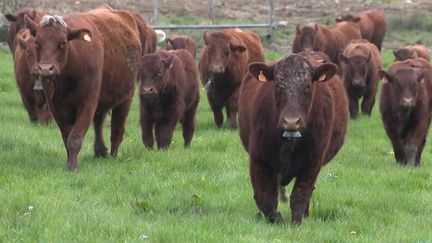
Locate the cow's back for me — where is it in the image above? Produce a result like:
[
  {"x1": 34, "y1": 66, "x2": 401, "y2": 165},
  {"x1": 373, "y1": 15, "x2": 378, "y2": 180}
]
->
[
  {"x1": 223, "y1": 29, "x2": 265, "y2": 63},
  {"x1": 65, "y1": 10, "x2": 141, "y2": 108}
]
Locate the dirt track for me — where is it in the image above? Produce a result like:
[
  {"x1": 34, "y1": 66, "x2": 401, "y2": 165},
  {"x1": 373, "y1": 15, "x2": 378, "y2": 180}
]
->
[{"x1": 2, "y1": 0, "x2": 432, "y2": 24}]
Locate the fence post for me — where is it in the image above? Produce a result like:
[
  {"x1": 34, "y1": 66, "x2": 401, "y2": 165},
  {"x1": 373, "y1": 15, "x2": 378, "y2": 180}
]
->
[
  {"x1": 151, "y1": 0, "x2": 159, "y2": 24},
  {"x1": 209, "y1": 0, "x2": 216, "y2": 24},
  {"x1": 268, "y1": 0, "x2": 276, "y2": 43}
]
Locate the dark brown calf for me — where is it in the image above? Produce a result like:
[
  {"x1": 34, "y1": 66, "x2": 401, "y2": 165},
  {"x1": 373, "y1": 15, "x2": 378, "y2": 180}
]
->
[
  {"x1": 139, "y1": 49, "x2": 199, "y2": 149},
  {"x1": 24, "y1": 10, "x2": 142, "y2": 171},
  {"x1": 199, "y1": 28, "x2": 265, "y2": 129},
  {"x1": 238, "y1": 52, "x2": 348, "y2": 224},
  {"x1": 394, "y1": 44, "x2": 430, "y2": 62},
  {"x1": 292, "y1": 22, "x2": 361, "y2": 66},
  {"x1": 166, "y1": 35, "x2": 197, "y2": 58},
  {"x1": 5, "y1": 8, "x2": 46, "y2": 53},
  {"x1": 379, "y1": 58, "x2": 432, "y2": 166},
  {"x1": 13, "y1": 29, "x2": 52, "y2": 124},
  {"x1": 336, "y1": 9, "x2": 387, "y2": 51},
  {"x1": 340, "y1": 39, "x2": 382, "y2": 118}
]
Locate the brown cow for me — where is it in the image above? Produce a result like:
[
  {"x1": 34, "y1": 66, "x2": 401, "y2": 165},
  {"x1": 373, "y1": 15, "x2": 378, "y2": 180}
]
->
[
  {"x1": 340, "y1": 39, "x2": 382, "y2": 118},
  {"x1": 393, "y1": 44, "x2": 430, "y2": 62},
  {"x1": 336, "y1": 9, "x2": 387, "y2": 51},
  {"x1": 238, "y1": 52, "x2": 348, "y2": 224},
  {"x1": 379, "y1": 58, "x2": 432, "y2": 166},
  {"x1": 166, "y1": 35, "x2": 197, "y2": 58},
  {"x1": 133, "y1": 13, "x2": 157, "y2": 55},
  {"x1": 139, "y1": 49, "x2": 199, "y2": 149},
  {"x1": 13, "y1": 29, "x2": 51, "y2": 124},
  {"x1": 292, "y1": 22, "x2": 361, "y2": 66},
  {"x1": 199, "y1": 29, "x2": 265, "y2": 129},
  {"x1": 5, "y1": 8, "x2": 46, "y2": 53},
  {"x1": 24, "y1": 10, "x2": 142, "y2": 171}
]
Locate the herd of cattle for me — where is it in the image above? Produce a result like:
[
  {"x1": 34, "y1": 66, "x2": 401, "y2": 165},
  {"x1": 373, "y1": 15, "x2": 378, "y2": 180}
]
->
[{"x1": 4, "y1": 6, "x2": 432, "y2": 225}]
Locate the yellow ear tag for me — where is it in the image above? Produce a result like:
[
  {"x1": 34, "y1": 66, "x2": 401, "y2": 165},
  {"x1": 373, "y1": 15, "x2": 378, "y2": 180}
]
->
[
  {"x1": 83, "y1": 34, "x2": 91, "y2": 42},
  {"x1": 258, "y1": 71, "x2": 267, "y2": 82},
  {"x1": 318, "y1": 74, "x2": 326, "y2": 82}
]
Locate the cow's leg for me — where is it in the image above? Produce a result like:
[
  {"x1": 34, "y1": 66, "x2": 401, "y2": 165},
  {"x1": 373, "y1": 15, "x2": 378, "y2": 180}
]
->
[
  {"x1": 20, "y1": 94, "x2": 38, "y2": 123},
  {"x1": 155, "y1": 119, "x2": 177, "y2": 149},
  {"x1": 207, "y1": 94, "x2": 223, "y2": 128},
  {"x1": 93, "y1": 111, "x2": 108, "y2": 157},
  {"x1": 250, "y1": 157, "x2": 281, "y2": 223},
  {"x1": 290, "y1": 165, "x2": 321, "y2": 225},
  {"x1": 415, "y1": 138, "x2": 426, "y2": 166},
  {"x1": 361, "y1": 79, "x2": 377, "y2": 116},
  {"x1": 181, "y1": 101, "x2": 198, "y2": 147},
  {"x1": 66, "y1": 105, "x2": 97, "y2": 171},
  {"x1": 141, "y1": 113, "x2": 155, "y2": 149},
  {"x1": 348, "y1": 96, "x2": 359, "y2": 119},
  {"x1": 404, "y1": 118, "x2": 430, "y2": 166},
  {"x1": 226, "y1": 94, "x2": 239, "y2": 129},
  {"x1": 110, "y1": 100, "x2": 132, "y2": 157}
]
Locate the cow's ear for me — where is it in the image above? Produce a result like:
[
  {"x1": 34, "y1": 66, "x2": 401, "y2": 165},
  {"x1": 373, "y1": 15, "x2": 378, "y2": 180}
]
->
[
  {"x1": 314, "y1": 24, "x2": 319, "y2": 33},
  {"x1": 353, "y1": 17, "x2": 361, "y2": 22},
  {"x1": 203, "y1": 31, "x2": 210, "y2": 45},
  {"x1": 313, "y1": 63, "x2": 337, "y2": 82},
  {"x1": 162, "y1": 55, "x2": 175, "y2": 69},
  {"x1": 24, "y1": 15, "x2": 37, "y2": 36},
  {"x1": 393, "y1": 49, "x2": 398, "y2": 58},
  {"x1": 248, "y1": 62, "x2": 273, "y2": 82},
  {"x1": 67, "y1": 28, "x2": 92, "y2": 41},
  {"x1": 5, "y1": 14, "x2": 16, "y2": 22},
  {"x1": 335, "y1": 17, "x2": 342, "y2": 23},
  {"x1": 166, "y1": 38, "x2": 173, "y2": 48},
  {"x1": 296, "y1": 24, "x2": 301, "y2": 34},
  {"x1": 339, "y1": 53, "x2": 349, "y2": 63},
  {"x1": 230, "y1": 44, "x2": 246, "y2": 53},
  {"x1": 30, "y1": 10, "x2": 37, "y2": 19},
  {"x1": 379, "y1": 70, "x2": 393, "y2": 83}
]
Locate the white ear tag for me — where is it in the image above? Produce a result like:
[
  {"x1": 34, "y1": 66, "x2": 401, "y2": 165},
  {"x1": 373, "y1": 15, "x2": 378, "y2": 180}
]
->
[
  {"x1": 258, "y1": 71, "x2": 267, "y2": 82},
  {"x1": 83, "y1": 34, "x2": 91, "y2": 42}
]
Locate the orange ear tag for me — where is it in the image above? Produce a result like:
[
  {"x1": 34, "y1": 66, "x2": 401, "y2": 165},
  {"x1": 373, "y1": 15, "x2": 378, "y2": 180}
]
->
[
  {"x1": 83, "y1": 34, "x2": 91, "y2": 42},
  {"x1": 258, "y1": 71, "x2": 267, "y2": 82},
  {"x1": 318, "y1": 74, "x2": 326, "y2": 82}
]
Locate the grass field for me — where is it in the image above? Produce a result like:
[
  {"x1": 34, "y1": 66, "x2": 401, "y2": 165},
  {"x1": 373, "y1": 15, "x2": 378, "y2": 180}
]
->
[{"x1": 1, "y1": 39, "x2": 432, "y2": 242}]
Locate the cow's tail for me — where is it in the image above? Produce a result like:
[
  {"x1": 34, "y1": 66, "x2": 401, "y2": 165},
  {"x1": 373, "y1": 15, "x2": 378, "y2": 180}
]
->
[{"x1": 155, "y1": 30, "x2": 166, "y2": 43}]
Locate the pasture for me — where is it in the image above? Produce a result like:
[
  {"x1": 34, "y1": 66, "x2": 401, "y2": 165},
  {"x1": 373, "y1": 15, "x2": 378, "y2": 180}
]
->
[{"x1": 1, "y1": 22, "x2": 432, "y2": 243}]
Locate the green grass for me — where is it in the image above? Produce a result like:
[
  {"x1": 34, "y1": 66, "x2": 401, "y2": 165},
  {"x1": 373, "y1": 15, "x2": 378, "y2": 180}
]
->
[{"x1": 1, "y1": 42, "x2": 432, "y2": 242}]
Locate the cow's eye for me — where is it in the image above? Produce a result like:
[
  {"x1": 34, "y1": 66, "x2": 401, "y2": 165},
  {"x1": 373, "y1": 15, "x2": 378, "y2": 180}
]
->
[
  {"x1": 59, "y1": 41, "x2": 67, "y2": 49},
  {"x1": 157, "y1": 70, "x2": 163, "y2": 77},
  {"x1": 35, "y1": 42, "x2": 41, "y2": 49}
]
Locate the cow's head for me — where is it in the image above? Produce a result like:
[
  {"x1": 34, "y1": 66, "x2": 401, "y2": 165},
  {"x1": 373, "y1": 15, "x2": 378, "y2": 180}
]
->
[
  {"x1": 24, "y1": 15, "x2": 91, "y2": 78},
  {"x1": 138, "y1": 53, "x2": 176, "y2": 101},
  {"x1": 393, "y1": 48, "x2": 414, "y2": 61},
  {"x1": 335, "y1": 14, "x2": 361, "y2": 23},
  {"x1": 248, "y1": 54, "x2": 337, "y2": 139},
  {"x1": 16, "y1": 29, "x2": 39, "y2": 75},
  {"x1": 379, "y1": 66, "x2": 425, "y2": 111},
  {"x1": 292, "y1": 24, "x2": 319, "y2": 53},
  {"x1": 166, "y1": 36, "x2": 187, "y2": 51},
  {"x1": 203, "y1": 31, "x2": 246, "y2": 75},
  {"x1": 5, "y1": 8, "x2": 37, "y2": 33},
  {"x1": 340, "y1": 52, "x2": 372, "y2": 89}
]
